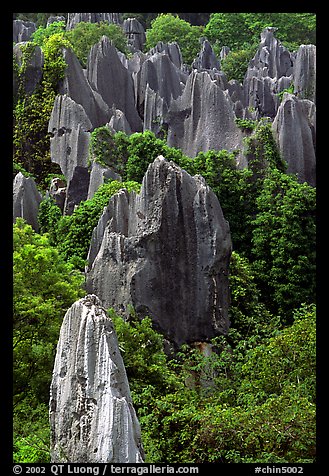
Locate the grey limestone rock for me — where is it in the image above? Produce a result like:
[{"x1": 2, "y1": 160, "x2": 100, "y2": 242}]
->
[
  {"x1": 243, "y1": 27, "x2": 294, "y2": 118},
  {"x1": 49, "y1": 178, "x2": 66, "y2": 213},
  {"x1": 86, "y1": 36, "x2": 143, "y2": 133},
  {"x1": 87, "y1": 162, "x2": 122, "y2": 200},
  {"x1": 13, "y1": 172, "x2": 42, "y2": 232},
  {"x1": 136, "y1": 51, "x2": 184, "y2": 119},
  {"x1": 272, "y1": 93, "x2": 316, "y2": 186},
  {"x1": 60, "y1": 48, "x2": 111, "y2": 128},
  {"x1": 108, "y1": 108, "x2": 132, "y2": 135},
  {"x1": 50, "y1": 294, "x2": 144, "y2": 463},
  {"x1": 13, "y1": 20, "x2": 36, "y2": 43},
  {"x1": 13, "y1": 43, "x2": 44, "y2": 96},
  {"x1": 48, "y1": 94, "x2": 92, "y2": 182},
  {"x1": 123, "y1": 18, "x2": 146, "y2": 52},
  {"x1": 293, "y1": 44, "x2": 316, "y2": 102},
  {"x1": 143, "y1": 84, "x2": 168, "y2": 137},
  {"x1": 148, "y1": 41, "x2": 183, "y2": 70},
  {"x1": 86, "y1": 156, "x2": 232, "y2": 347},
  {"x1": 66, "y1": 13, "x2": 122, "y2": 30},
  {"x1": 166, "y1": 70, "x2": 243, "y2": 157},
  {"x1": 64, "y1": 166, "x2": 90, "y2": 216},
  {"x1": 192, "y1": 39, "x2": 220, "y2": 71}
]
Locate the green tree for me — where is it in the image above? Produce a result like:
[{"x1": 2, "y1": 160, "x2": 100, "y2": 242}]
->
[
  {"x1": 145, "y1": 14, "x2": 203, "y2": 64},
  {"x1": 13, "y1": 219, "x2": 84, "y2": 462},
  {"x1": 65, "y1": 21, "x2": 129, "y2": 67},
  {"x1": 251, "y1": 169, "x2": 316, "y2": 317}
]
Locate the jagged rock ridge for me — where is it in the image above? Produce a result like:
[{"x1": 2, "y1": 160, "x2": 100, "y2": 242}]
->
[{"x1": 86, "y1": 156, "x2": 232, "y2": 347}]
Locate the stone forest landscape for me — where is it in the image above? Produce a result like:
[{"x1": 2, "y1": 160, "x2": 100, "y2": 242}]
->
[{"x1": 13, "y1": 12, "x2": 316, "y2": 466}]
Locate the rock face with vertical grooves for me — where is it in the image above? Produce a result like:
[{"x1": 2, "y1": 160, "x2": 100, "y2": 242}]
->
[
  {"x1": 48, "y1": 94, "x2": 92, "y2": 182},
  {"x1": 293, "y1": 44, "x2": 316, "y2": 102},
  {"x1": 13, "y1": 172, "x2": 42, "y2": 232},
  {"x1": 166, "y1": 70, "x2": 243, "y2": 158},
  {"x1": 86, "y1": 157, "x2": 232, "y2": 347},
  {"x1": 50, "y1": 294, "x2": 144, "y2": 463},
  {"x1": 86, "y1": 36, "x2": 143, "y2": 133},
  {"x1": 272, "y1": 93, "x2": 316, "y2": 186}
]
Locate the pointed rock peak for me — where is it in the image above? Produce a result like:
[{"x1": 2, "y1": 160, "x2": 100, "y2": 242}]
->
[{"x1": 50, "y1": 294, "x2": 144, "y2": 463}]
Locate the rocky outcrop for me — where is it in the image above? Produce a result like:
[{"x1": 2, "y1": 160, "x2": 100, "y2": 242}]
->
[
  {"x1": 13, "y1": 20, "x2": 36, "y2": 43},
  {"x1": 60, "y1": 48, "x2": 111, "y2": 128},
  {"x1": 136, "y1": 51, "x2": 184, "y2": 119},
  {"x1": 87, "y1": 162, "x2": 122, "y2": 200},
  {"x1": 48, "y1": 94, "x2": 92, "y2": 182},
  {"x1": 86, "y1": 157, "x2": 232, "y2": 347},
  {"x1": 166, "y1": 70, "x2": 243, "y2": 157},
  {"x1": 192, "y1": 39, "x2": 220, "y2": 71},
  {"x1": 123, "y1": 18, "x2": 146, "y2": 52},
  {"x1": 293, "y1": 44, "x2": 316, "y2": 102},
  {"x1": 86, "y1": 36, "x2": 143, "y2": 133},
  {"x1": 13, "y1": 172, "x2": 42, "y2": 232},
  {"x1": 50, "y1": 294, "x2": 144, "y2": 463},
  {"x1": 13, "y1": 43, "x2": 44, "y2": 96},
  {"x1": 64, "y1": 166, "x2": 90, "y2": 215},
  {"x1": 148, "y1": 42, "x2": 183, "y2": 70},
  {"x1": 243, "y1": 27, "x2": 294, "y2": 118},
  {"x1": 49, "y1": 178, "x2": 66, "y2": 212},
  {"x1": 66, "y1": 13, "x2": 122, "y2": 30},
  {"x1": 272, "y1": 93, "x2": 316, "y2": 186}
]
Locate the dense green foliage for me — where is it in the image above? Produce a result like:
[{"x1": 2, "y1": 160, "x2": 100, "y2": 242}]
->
[
  {"x1": 204, "y1": 13, "x2": 316, "y2": 52},
  {"x1": 13, "y1": 219, "x2": 85, "y2": 462},
  {"x1": 13, "y1": 12, "x2": 316, "y2": 464},
  {"x1": 145, "y1": 14, "x2": 203, "y2": 65},
  {"x1": 110, "y1": 301, "x2": 315, "y2": 463}
]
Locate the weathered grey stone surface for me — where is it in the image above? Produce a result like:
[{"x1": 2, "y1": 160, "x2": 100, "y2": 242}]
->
[
  {"x1": 48, "y1": 94, "x2": 92, "y2": 182},
  {"x1": 86, "y1": 157, "x2": 232, "y2": 347},
  {"x1": 136, "y1": 51, "x2": 184, "y2": 119},
  {"x1": 293, "y1": 44, "x2": 316, "y2": 102},
  {"x1": 272, "y1": 93, "x2": 316, "y2": 186},
  {"x1": 87, "y1": 36, "x2": 143, "y2": 132},
  {"x1": 143, "y1": 84, "x2": 168, "y2": 136},
  {"x1": 243, "y1": 27, "x2": 294, "y2": 118},
  {"x1": 192, "y1": 39, "x2": 220, "y2": 71},
  {"x1": 60, "y1": 48, "x2": 111, "y2": 128},
  {"x1": 13, "y1": 172, "x2": 42, "y2": 232},
  {"x1": 166, "y1": 70, "x2": 243, "y2": 157},
  {"x1": 49, "y1": 178, "x2": 66, "y2": 212},
  {"x1": 220, "y1": 46, "x2": 230, "y2": 60},
  {"x1": 13, "y1": 43, "x2": 44, "y2": 96},
  {"x1": 66, "y1": 13, "x2": 122, "y2": 30},
  {"x1": 50, "y1": 294, "x2": 144, "y2": 463},
  {"x1": 148, "y1": 41, "x2": 183, "y2": 70},
  {"x1": 123, "y1": 18, "x2": 146, "y2": 52},
  {"x1": 87, "y1": 162, "x2": 122, "y2": 200},
  {"x1": 108, "y1": 108, "x2": 132, "y2": 135},
  {"x1": 64, "y1": 166, "x2": 90, "y2": 215},
  {"x1": 13, "y1": 20, "x2": 36, "y2": 43}
]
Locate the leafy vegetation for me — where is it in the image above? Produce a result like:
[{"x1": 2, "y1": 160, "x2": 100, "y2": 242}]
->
[
  {"x1": 13, "y1": 12, "x2": 316, "y2": 464},
  {"x1": 13, "y1": 219, "x2": 85, "y2": 462}
]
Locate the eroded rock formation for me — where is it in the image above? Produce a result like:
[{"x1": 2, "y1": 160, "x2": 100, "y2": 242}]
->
[
  {"x1": 272, "y1": 93, "x2": 316, "y2": 186},
  {"x1": 13, "y1": 172, "x2": 42, "y2": 232},
  {"x1": 86, "y1": 156, "x2": 232, "y2": 347},
  {"x1": 50, "y1": 294, "x2": 144, "y2": 463},
  {"x1": 166, "y1": 70, "x2": 243, "y2": 157}
]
